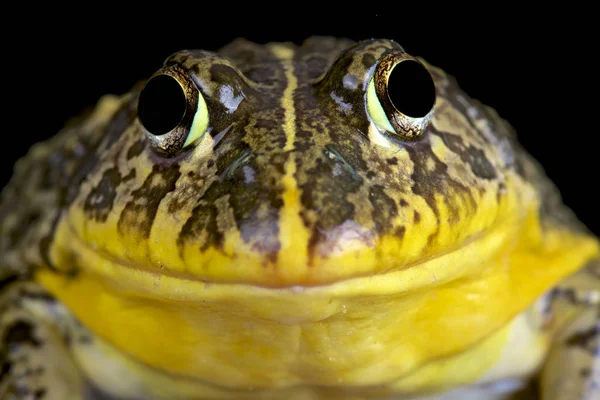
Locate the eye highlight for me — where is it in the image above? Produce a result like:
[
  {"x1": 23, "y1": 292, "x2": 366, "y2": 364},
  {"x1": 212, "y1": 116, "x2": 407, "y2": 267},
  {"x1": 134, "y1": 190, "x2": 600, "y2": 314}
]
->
[
  {"x1": 367, "y1": 51, "x2": 436, "y2": 140},
  {"x1": 137, "y1": 65, "x2": 209, "y2": 155}
]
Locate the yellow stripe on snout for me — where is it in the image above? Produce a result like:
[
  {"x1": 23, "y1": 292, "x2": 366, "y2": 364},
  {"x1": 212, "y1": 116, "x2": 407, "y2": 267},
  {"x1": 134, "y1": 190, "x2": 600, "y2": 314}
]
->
[{"x1": 269, "y1": 44, "x2": 311, "y2": 282}]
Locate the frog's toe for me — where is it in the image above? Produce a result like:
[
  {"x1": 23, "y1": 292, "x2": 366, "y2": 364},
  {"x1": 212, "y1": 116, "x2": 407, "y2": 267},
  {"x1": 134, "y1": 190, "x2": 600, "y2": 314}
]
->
[
  {"x1": 1, "y1": 280, "x2": 86, "y2": 400},
  {"x1": 541, "y1": 306, "x2": 600, "y2": 399},
  {"x1": 541, "y1": 258, "x2": 600, "y2": 399}
]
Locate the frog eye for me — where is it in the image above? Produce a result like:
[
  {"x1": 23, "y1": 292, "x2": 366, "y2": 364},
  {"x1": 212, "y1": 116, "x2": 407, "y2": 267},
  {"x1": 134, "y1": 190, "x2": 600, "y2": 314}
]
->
[
  {"x1": 138, "y1": 66, "x2": 209, "y2": 155},
  {"x1": 366, "y1": 51, "x2": 436, "y2": 140}
]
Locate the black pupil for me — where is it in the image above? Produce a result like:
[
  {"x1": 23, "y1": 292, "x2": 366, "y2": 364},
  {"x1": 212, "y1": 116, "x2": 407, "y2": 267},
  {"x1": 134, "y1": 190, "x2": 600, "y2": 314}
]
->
[
  {"x1": 138, "y1": 75, "x2": 186, "y2": 135},
  {"x1": 387, "y1": 60, "x2": 436, "y2": 118}
]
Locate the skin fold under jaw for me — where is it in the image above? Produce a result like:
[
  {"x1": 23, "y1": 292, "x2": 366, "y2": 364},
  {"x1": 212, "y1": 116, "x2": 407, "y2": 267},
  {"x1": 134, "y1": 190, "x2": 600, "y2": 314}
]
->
[{"x1": 0, "y1": 37, "x2": 598, "y2": 399}]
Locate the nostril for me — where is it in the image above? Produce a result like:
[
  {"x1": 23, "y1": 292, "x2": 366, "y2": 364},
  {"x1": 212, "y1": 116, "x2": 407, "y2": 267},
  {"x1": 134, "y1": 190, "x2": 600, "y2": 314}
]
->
[
  {"x1": 219, "y1": 148, "x2": 254, "y2": 182},
  {"x1": 324, "y1": 146, "x2": 359, "y2": 180}
]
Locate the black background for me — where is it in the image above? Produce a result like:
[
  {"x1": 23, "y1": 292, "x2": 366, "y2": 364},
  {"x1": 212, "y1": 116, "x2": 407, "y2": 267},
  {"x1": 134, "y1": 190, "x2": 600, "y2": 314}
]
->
[{"x1": 3, "y1": 11, "x2": 598, "y2": 235}]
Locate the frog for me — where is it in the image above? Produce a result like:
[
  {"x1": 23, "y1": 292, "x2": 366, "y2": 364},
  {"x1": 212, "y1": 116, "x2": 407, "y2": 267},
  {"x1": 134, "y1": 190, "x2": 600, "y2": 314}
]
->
[{"x1": 0, "y1": 36, "x2": 598, "y2": 400}]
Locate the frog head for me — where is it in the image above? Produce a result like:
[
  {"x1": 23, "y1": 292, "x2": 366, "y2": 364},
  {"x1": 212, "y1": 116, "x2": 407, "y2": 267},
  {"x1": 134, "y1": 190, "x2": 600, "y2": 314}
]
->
[{"x1": 17, "y1": 37, "x2": 556, "y2": 292}]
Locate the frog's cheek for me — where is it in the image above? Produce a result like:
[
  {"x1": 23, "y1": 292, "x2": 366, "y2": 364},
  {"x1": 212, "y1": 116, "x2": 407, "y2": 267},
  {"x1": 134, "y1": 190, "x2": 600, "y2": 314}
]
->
[{"x1": 183, "y1": 91, "x2": 209, "y2": 148}]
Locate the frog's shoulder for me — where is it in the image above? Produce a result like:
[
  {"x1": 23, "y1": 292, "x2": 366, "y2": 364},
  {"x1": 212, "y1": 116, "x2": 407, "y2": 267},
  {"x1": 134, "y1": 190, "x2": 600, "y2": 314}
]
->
[
  {"x1": 0, "y1": 94, "x2": 133, "y2": 279},
  {"x1": 476, "y1": 99, "x2": 589, "y2": 235}
]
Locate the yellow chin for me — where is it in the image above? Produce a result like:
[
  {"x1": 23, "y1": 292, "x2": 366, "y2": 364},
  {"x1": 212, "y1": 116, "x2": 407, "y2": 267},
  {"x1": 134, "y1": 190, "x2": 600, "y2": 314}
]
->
[{"x1": 36, "y1": 205, "x2": 599, "y2": 393}]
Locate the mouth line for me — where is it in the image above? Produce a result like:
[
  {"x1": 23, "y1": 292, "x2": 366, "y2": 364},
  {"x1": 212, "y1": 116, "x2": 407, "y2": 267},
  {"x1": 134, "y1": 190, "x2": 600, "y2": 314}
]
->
[{"x1": 61, "y1": 214, "x2": 519, "y2": 303}]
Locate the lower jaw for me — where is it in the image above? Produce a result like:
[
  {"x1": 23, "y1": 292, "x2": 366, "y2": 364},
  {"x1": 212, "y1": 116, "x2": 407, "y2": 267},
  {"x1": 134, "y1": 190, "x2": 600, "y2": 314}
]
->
[
  {"x1": 36, "y1": 211, "x2": 598, "y2": 391},
  {"x1": 62, "y1": 295, "x2": 543, "y2": 400}
]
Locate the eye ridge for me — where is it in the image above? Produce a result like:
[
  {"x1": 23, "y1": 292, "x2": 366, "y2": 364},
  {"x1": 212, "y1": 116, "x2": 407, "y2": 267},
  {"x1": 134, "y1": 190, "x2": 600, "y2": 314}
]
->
[
  {"x1": 373, "y1": 51, "x2": 436, "y2": 140},
  {"x1": 137, "y1": 65, "x2": 205, "y2": 156}
]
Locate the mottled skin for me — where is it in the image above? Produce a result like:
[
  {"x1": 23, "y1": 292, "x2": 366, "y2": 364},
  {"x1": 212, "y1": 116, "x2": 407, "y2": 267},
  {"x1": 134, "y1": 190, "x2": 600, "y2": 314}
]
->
[{"x1": 0, "y1": 37, "x2": 599, "y2": 399}]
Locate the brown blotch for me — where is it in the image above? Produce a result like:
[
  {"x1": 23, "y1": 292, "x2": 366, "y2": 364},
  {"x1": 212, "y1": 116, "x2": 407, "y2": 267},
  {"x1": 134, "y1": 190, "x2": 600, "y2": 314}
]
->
[
  {"x1": 496, "y1": 182, "x2": 506, "y2": 205},
  {"x1": 3, "y1": 320, "x2": 41, "y2": 347},
  {"x1": 394, "y1": 226, "x2": 406, "y2": 239},
  {"x1": 126, "y1": 139, "x2": 146, "y2": 160},
  {"x1": 118, "y1": 164, "x2": 181, "y2": 238},
  {"x1": 227, "y1": 156, "x2": 282, "y2": 258},
  {"x1": 122, "y1": 169, "x2": 136, "y2": 181},
  {"x1": 362, "y1": 53, "x2": 376, "y2": 69},
  {"x1": 463, "y1": 146, "x2": 497, "y2": 179},
  {"x1": 17, "y1": 287, "x2": 56, "y2": 303},
  {"x1": 178, "y1": 200, "x2": 224, "y2": 253},
  {"x1": 299, "y1": 153, "x2": 363, "y2": 260},
  {"x1": 413, "y1": 210, "x2": 421, "y2": 224},
  {"x1": 179, "y1": 152, "x2": 282, "y2": 259},
  {"x1": 404, "y1": 142, "x2": 453, "y2": 247},
  {"x1": 440, "y1": 131, "x2": 497, "y2": 180},
  {"x1": 369, "y1": 185, "x2": 398, "y2": 234},
  {"x1": 256, "y1": 118, "x2": 280, "y2": 129},
  {"x1": 580, "y1": 367, "x2": 591, "y2": 378},
  {"x1": 245, "y1": 66, "x2": 276, "y2": 84},
  {"x1": 565, "y1": 325, "x2": 599, "y2": 355},
  {"x1": 83, "y1": 168, "x2": 121, "y2": 223}
]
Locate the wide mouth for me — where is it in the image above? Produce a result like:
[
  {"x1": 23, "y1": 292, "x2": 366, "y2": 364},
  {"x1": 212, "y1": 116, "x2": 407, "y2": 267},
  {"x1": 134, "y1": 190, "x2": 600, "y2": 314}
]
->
[
  {"x1": 38, "y1": 210, "x2": 599, "y2": 394},
  {"x1": 60, "y1": 215, "x2": 521, "y2": 304}
]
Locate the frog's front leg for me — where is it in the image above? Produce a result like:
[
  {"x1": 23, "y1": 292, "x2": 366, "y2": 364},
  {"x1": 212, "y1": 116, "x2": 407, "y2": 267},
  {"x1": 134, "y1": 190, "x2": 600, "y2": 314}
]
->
[
  {"x1": 541, "y1": 259, "x2": 600, "y2": 399},
  {"x1": 0, "y1": 278, "x2": 87, "y2": 400}
]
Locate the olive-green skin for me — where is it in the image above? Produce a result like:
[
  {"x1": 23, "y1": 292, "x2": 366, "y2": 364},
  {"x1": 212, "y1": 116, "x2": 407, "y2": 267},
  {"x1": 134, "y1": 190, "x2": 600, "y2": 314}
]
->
[{"x1": 0, "y1": 37, "x2": 599, "y2": 400}]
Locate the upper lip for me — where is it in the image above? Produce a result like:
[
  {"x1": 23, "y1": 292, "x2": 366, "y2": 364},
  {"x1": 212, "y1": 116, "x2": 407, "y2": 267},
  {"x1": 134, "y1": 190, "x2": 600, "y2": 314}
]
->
[{"x1": 62, "y1": 215, "x2": 515, "y2": 304}]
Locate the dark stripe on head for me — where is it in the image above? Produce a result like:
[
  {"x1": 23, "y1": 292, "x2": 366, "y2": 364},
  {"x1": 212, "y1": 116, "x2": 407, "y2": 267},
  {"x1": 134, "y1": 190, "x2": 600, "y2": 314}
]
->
[
  {"x1": 118, "y1": 164, "x2": 181, "y2": 239},
  {"x1": 438, "y1": 131, "x2": 497, "y2": 180}
]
